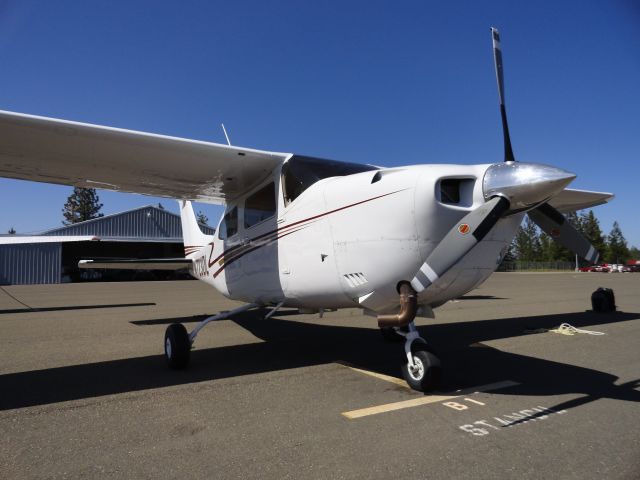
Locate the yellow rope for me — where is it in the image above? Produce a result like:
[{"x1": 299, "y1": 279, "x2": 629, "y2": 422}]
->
[
  {"x1": 549, "y1": 323, "x2": 605, "y2": 336},
  {"x1": 524, "y1": 323, "x2": 605, "y2": 336}
]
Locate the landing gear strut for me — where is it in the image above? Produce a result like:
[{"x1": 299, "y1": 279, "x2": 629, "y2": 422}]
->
[
  {"x1": 163, "y1": 303, "x2": 259, "y2": 369},
  {"x1": 377, "y1": 282, "x2": 441, "y2": 392}
]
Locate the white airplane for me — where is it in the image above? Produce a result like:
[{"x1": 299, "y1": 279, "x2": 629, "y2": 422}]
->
[{"x1": 0, "y1": 29, "x2": 612, "y2": 391}]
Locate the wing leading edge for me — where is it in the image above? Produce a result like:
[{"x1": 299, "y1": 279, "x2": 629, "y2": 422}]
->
[
  {"x1": 548, "y1": 188, "x2": 614, "y2": 213},
  {"x1": 0, "y1": 110, "x2": 289, "y2": 204}
]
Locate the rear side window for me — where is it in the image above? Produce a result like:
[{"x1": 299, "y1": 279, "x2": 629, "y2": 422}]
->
[
  {"x1": 244, "y1": 182, "x2": 276, "y2": 228},
  {"x1": 218, "y1": 206, "x2": 238, "y2": 239}
]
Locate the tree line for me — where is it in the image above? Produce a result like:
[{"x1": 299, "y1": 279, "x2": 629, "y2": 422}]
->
[{"x1": 507, "y1": 210, "x2": 638, "y2": 264}]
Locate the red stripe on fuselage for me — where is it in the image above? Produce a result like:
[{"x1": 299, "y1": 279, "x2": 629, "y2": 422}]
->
[{"x1": 210, "y1": 189, "x2": 406, "y2": 278}]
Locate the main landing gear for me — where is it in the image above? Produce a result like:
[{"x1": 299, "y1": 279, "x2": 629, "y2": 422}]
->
[
  {"x1": 164, "y1": 303, "x2": 258, "y2": 369},
  {"x1": 165, "y1": 323, "x2": 191, "y2": 369},
  {"x1": 378, "y1": 282, "x2": 441, "y2": 392}
]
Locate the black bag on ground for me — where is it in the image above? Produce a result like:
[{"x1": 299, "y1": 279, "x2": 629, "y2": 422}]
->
[{"x1": 591, "y1": 287, "x2": 616, "y2": 312}]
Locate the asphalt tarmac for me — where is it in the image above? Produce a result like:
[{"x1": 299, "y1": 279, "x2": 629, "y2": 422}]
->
[{"x1": 0, "y1": 272, "x2": 638, "y2": 479}]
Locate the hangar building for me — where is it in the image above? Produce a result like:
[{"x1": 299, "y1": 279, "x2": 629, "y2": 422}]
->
[{"x1": 0, "y1": 205, "x2": 214, "y2": 285}]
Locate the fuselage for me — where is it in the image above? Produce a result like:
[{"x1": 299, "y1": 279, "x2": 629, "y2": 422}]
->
[{"x1": 189, "y1": 156, "x2": 522, "y2": 314}]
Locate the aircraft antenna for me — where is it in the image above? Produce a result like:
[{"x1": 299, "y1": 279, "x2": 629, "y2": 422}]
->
[{"x1": 221, "y1": 123, "x2": 232, "y2": 146}]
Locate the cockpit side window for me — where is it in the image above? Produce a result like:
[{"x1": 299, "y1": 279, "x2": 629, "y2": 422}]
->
[
  {"x1": 218, "y1": 206, "x2": 238, "y2": 239},
  {"x1": 244, "y1": 182, "x2": 276, "y2": 228},
  {"x1": 281, "y1": 155, "x2": 378, "y2": 205}
]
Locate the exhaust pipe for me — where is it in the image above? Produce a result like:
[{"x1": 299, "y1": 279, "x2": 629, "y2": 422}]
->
[{"x1": 377, "y1": 282, "x2": 417, "y2": 328}]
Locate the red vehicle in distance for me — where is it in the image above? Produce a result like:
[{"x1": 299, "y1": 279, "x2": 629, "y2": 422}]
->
[{"x1": 578, "y1": 265, "x2": 610, "y2": 272}]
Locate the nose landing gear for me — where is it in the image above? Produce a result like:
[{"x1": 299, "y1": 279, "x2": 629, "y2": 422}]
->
[
  {"x1": 397, "y1": 323, "x2": 441, "y2": 392},
  {"x1": 377, "y1": 282, "x2": 441, "y2": 392}
]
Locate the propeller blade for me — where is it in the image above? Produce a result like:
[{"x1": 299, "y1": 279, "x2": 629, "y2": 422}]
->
[
  {"x1": 491, "y1": 27, "x2": 515, "y2": 163},
  {"x1": 411, "y1": 196, "x2": 510, "y2": 293},
  {"x1": 528, "y1": 203, "x2": 600, "y2": 264}
]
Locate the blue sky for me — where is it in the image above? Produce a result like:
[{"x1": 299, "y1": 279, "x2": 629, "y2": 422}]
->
[{"x1": 0, "y1": 1, "x2": 638, "y2": 247}]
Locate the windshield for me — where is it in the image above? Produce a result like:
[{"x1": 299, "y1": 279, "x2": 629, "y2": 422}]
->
[{"x1": 281, "y1": 155, "x2": 378, "y2": 205}]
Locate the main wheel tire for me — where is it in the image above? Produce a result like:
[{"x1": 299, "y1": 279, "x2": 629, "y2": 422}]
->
[
  {"x1": 165, "y1": 323, "x2": 191, "y2": 369},
  {"x1": 380, "y1": 327, "x2": 405, "y2": 343},
  {"x1": 401, "y1": 344, "x2": 441, "y2": 392}
]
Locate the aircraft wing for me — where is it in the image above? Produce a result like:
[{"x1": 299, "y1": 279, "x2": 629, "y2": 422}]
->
[
  {"x1": 0, "y1": 235, "x2": 99, "y2": 244},
  {"x1": 0, "y1": 110, "x2": 289, "y2": 204},
  {"x1": 548, "y1": 188, "x2": 614, "y2": 213},
  {"x1": 79, "y1": 259, "x2": 192, "y2": 270}
]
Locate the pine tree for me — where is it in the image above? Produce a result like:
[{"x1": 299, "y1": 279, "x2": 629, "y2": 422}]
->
[
  {"x1": 503, "y1": 240, "x2": 516, "y2": 262},
  {"x1": 8, "y1": 227, "x2": 16, "y2": 234},
  {"x1": 630, "y1": 246, "x2": 640, "y2": 261},
  {"x1": 580, "y1": 210, "x2": 606, "y2": 262},
  {"x1": 513, "y1": 217, "x2": 542, "y2": 261},
  {"x1": 539, "y1": 232, "x2": 553, "y2": 261},
  {"x1": 62, "y1": 187, "x2": 104, "y2": 225},
  {"x1": 605, "y1": 221, "x2": 630, "y2": 263},
  {"x1": 567, "y1": 212, "x2": 583, "y2": 233},
  {"x1": 196, "y1": 211, "x2": 209, "y2": 226}
]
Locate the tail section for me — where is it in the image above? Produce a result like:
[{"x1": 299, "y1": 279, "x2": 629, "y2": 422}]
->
[{"x1": 178, "y1": 200, "x2": 213, "y2": 258}]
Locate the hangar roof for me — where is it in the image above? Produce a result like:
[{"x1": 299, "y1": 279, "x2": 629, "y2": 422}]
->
[{"x1": 40, "y1": 204, "x2": 214, "y2": 241}]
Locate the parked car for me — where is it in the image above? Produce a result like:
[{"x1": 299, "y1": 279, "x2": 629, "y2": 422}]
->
[
  {"x1": 578, "y1": 265, "x2": 610, "y2": 272},
  {"x1": 578, "y1": 266, "x2": 597, "y2": 272}
]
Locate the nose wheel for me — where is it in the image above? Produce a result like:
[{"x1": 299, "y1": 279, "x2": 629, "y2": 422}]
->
[
  {"x1": 401, "y1": 342, "x2": 441, "y2": 392},
  {"x1": 394, "y1": 322, "x2": 442, "y2": 392}
]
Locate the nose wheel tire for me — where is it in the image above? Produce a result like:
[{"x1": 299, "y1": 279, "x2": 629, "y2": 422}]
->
[
  {"x1": 165, "y1": 323, "x2": 191, "y2": 369},
  {"x1": 401, "y1": 345, "x2": 441, "y2": 392}
]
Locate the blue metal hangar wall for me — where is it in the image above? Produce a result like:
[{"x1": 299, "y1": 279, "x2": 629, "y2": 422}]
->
[{"x1": 0, "y1": 205, "x2": 214, "y2": 285}]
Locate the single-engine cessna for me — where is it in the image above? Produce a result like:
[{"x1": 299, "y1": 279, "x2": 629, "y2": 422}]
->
[{"x1": 0, "y1": 29, "x2": 612, "y2": 391}]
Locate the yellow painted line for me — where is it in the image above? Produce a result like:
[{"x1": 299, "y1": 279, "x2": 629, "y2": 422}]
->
[
  {"x1": 336, "y1": 362, "x2": 409, "y2": 389},
  {"x1": 342, "y1": 380, "x2": 520, "y2": 419}
]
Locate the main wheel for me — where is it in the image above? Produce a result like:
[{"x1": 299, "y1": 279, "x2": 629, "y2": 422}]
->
[
  {"x1": 401, "y1": 344, "x2": 441, "y2": 392},
  {"x1": 165, "y1": 323, "x2": 191, "y2": 369}
]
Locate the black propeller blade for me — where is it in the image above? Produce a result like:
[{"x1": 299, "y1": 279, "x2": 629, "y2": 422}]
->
[
  {"x1": 491, "y1": 27, "x2": 515, "y2": 163},
  {"x1": 529, "y1": 204, "x2": 600, "y2": 263}
]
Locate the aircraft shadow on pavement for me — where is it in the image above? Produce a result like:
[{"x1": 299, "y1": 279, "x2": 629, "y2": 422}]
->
[
  {"x1": 0, "y1": 303, "x2": 156, "y2": 315},
  {"x1": 1, "y1": 309, "x2": 638, "y2": 412},
  {"x1": 453, "y1": 295, "x2": 507, "y2": 300}
]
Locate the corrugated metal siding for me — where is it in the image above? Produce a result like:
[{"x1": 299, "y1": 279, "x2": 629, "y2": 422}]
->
[
  {"x1": 42, "y1": 206, "x2": 215, "y2": 239},
  {"x1": 0, "y1": 243, "x2": 61, "y2": 285}
]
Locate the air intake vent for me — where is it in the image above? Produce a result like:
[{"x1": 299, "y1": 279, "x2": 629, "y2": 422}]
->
[
  {"x1": 438, "y1": 178, "x2": 475, "y2": 207},
  {"x1": 343, "y1": 272, "x2": 368, "y2": 288}
]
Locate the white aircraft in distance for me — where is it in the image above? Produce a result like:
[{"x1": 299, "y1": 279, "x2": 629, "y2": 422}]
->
[{"x1": 0, "y1": 29, "x2": 612, "y2": 391}]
